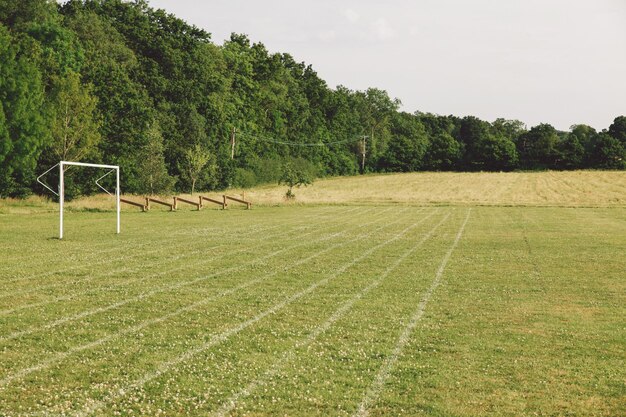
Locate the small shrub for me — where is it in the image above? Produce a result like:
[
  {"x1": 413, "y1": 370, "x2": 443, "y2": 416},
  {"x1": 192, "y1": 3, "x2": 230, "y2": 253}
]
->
[{"x1": 279, "y1": 162, "x2": 312, "y2": 199}]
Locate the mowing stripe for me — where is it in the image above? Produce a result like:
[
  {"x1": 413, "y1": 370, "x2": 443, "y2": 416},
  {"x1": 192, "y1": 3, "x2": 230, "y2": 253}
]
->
[
  {"x1": 0, "y1": 233, "x2": 152, "y2": 276},
  {"x1": 214, "y1": 212, "x2": 451, "y2": 416},
  {"x1": 0, "y1": 207, "x2": 363, "y2": 297},
  {"x1": 353, "y1": 208, "x2": 472, "y2": 417},
  {"x1": 0, "y1": 205, "x2": 351, "y2": 269},
  {"x1": 0, "y1": 206, "x2": 372, "y2": 315},
  {"x1": 0, "y1": 205, "x2": 354, "y2": 281},
  {"x1": 71, "y1": 209, "x2": 432, "y2": 417},
  {"x1": 0, "y1": 208, "x2": 417, "y2": 389},
  {"x1": 1, "y1": 224, "x2": 255, "y2": 287},
  {"x1": 0, "y1": 225, "x2": 313, "y2": 316},
  {"x1": 0, "y1": 207, "x2": 383, "y2": 341},
  {"x1": 0, "y1": 205, "x2": 353, "y2": 288},
  {"x1": 2, "y1": 239, "x2": 155, "y2": 283},
  {"x1": 0, "y1": 224, "x2": 279, "y2": 298},
  {"x1": 0, "y1": 211, "x2": 330, "y2": 300}
]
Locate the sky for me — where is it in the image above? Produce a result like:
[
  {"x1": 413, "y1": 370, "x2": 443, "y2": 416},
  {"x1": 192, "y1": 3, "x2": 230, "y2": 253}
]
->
[{"x1": 148, "y1": 0, "x2": 626, "y2": 131}]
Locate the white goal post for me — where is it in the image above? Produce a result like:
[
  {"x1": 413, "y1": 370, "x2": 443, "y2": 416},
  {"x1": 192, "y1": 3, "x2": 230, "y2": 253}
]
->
[{"x1": 37, "y1": 161, "x2": 120, "y2": 239}]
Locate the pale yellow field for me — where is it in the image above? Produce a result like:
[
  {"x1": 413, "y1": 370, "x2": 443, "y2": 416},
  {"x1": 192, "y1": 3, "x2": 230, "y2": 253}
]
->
[
  {"x1": 1, "y1": 171, "x2": 625, "y2": 213},
  {"x1": 231, "y1": 170, "x2": 626, "y2": 207}
]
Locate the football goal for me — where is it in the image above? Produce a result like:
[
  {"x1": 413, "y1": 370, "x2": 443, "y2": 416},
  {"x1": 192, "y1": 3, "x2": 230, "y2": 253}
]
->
[{"x1": 37, "y1": 161, "x2": 120, "y2": 239}]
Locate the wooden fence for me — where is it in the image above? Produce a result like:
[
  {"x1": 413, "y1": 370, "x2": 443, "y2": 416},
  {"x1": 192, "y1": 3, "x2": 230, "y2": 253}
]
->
[
  {"x1": 174, "y1": 196, "x2": 201, "y2": 210},
  {"x1": 200, "y1": 196, "x2": 226, "y2": 209},
  {"x1": 120, "y1": 197, "x2": 147, "y2": 212},
  {"x1": 146, "y1": 197, "x2": 174, "y2": 211},
  {"x1": 224, "y1": 195, "x2": 252, "y2": 209},
  {"x1": 119, "y1": 195, "x2": 251, "y2": 213}
]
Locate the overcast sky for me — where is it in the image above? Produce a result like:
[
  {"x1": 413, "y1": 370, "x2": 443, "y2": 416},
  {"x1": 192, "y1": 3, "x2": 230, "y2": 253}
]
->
[{"x1": 148, "y1": 0, "x2": 625, "y2": 130}]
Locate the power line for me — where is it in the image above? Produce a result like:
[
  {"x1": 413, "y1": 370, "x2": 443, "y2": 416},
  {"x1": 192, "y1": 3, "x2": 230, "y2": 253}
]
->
[{"x1": 237, "y1": 131, "x2": 366, "y2": 147}]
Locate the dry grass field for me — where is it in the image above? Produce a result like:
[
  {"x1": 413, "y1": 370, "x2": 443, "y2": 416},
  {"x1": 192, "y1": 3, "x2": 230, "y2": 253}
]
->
[
  {"x1": 2, "y1": 171, "x2": 624, "y2": 215},
  {"x1": 237, "y1": 170, "x2": 626, "y2": 207}
]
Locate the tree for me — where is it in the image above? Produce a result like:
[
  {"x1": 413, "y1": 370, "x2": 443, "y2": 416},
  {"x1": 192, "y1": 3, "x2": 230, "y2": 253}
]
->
[
  {"x1": 557, "y1": 134, "x2": 585, "y2": 169},
  {"x1": 0, "y1": 0, "x2": 56, "y2": 29},
  {"x1": 492, "y1": 118, "x2": 526, "y2": 142},
  {"x1": 476, "y1": 135, "x2": 518, "y2": 170},
  {"x1": 179, "y1": 143, "x2": 213, "y2": 195},
  {"x1": 355, "y1": 88, "x2": 400, "y2": 172},
  {"x1": 279, "y1": 162, "x2": 312, "y2": 199},
  {"x1": 588, "y1": 133, "x2": 625, "y2": 169},
  {"x1": 458, "y1": 116, "x2": 491, "y2": 169},
  {"x1": 608, "y1": 116, "x2": 626, "y2": 146},
  {"x1": 424, "y1": 132, "x2": 462, "y2": 170},
  {"x1": 0, "y1": 24, "x2": 48, "y2": 197},
  {"x1": 417, "y1": 113, "x2": 459, "y2": 138},
  {"x1": 3, "y1": 0, "x2": 624, "y2": 199},
  {"x1": 518, "y1": 123, "x2": 560, "y2": 168},
  {"x1": 61, "y1": 6, "x2": 156, "y2": 193},
  {"x1": 569, "y1": 124, "x2": 596, "y2": 147},
  {"x1": 48, "y1": 70, "x2": 100, "y2": 162},
  {"x1": 137, "y1": 122, "x2": 175, "y2": 194},
  {"x1": 383, "y1": 112, "x2": 428, "y2": 171}
]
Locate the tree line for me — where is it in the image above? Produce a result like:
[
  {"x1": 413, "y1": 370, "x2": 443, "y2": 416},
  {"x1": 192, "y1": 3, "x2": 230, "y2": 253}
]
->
[{"x1": 1, "y1": 0, "x2": 624, "y2": 198}]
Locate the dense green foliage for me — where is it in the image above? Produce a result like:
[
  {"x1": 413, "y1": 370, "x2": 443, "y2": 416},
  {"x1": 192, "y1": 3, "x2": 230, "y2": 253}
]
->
[{"x1": 0, "y1": 0, "x2": 624, "y2": 197}]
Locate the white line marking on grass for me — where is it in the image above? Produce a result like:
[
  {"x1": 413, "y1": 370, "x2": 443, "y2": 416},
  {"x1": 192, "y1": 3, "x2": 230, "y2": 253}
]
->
[
  {"x1": 354, "y1": 208, "x2": 471, "y2": 417},
  {"x1": 0, "y1": 207, "x2": 373, "y2": 319},
  {"x1": 71, "y1": 209, "x2": 431, "y2": 417},
  {"x1": 1, "y1": 205, "x2": 355, "y2": 284},
  {"x1": 2, "y1": 240, "x2": 224, "y2": 299},
  {"x1": 0, "y1": 207, "x2": 352, "y2": 278},
  {"x1": 0, "y1": 205, "x2": 347, "y2": 290},
  {"x1": 0, "y1": 208, "x2": 404, "y2": 386},
  {"x1": 0, "y1": 237, "x2": 152, "y2": 278},
  {"x1": 1, "y1": 215, "x2": 252, "y2": 285},
  {"x1": 0, "y1": 223, "x2": 271, "y2": 288},
  {"x1": 0, "y1": 225, "x2": 313, "y2": 318},
  {"x1": 2, "y1": 236, "x2": 171, "y2": 285},
  {"x1": 0, "y1": 222, "x2": 289, "y2": 301},
  {"x1": 0, "y1": 210, "x2": 366, "y2": 341},
  {"x1": 214, "y1": 212, "x2": 450, "y2": 416}
]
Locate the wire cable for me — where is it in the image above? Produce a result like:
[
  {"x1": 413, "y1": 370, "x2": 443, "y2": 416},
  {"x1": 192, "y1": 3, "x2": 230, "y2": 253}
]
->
[{"x1": 238, "y1": 131, "x2": 366, "y2": 147}]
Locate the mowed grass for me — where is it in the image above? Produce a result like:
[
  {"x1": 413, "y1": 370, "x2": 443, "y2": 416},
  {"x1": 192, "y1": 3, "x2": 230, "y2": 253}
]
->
[{"x1": 0, "y1": 202, "x2": 624, "y2": 415}]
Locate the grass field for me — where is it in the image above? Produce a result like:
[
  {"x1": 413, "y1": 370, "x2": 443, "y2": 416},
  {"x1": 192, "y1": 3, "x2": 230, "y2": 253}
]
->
[
  {"x1": 234, "y1": 170, "x2": 626, "y2": 207},
  {"x1": 2, "y1": 170, "x2": 626, "y2": 214},
  {"x1": 0, "y1": 173, "x2": 625, "y2": 416}
]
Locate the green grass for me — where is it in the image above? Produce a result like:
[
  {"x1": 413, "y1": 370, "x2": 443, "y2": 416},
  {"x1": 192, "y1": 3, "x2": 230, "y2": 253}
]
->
[{"x1": 0, "y1": 204, "x2": 624, "y2": 416}]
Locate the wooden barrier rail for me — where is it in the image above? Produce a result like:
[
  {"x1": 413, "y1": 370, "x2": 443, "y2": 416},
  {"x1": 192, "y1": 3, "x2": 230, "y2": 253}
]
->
[
  {"x1": 146, "y1": 197, "x2": 174, "y2": 211},
  {"x1": 224, "y1": 194, "x2": 252, "y2": 209},
  {"x1": 120, "y1": 197, "x2": 147, "y2": 212},
  {"x1": 120, "y1": 195, "x2": 248, "y2": 213},
  {"x1": 200, "y1": 196, "x2": 225, "y2": 209},
  {"x1": 174, "y1": 196, "x2": 201, "y2": 210}
]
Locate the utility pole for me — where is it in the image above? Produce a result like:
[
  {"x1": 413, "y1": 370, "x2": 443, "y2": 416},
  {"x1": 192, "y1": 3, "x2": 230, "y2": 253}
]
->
[
  {"x1": 230, "y1": 127, "x2": 236, "y2": 159},
  {"x1": 359, "y1": 135, "x2": 368, "y2": 174}
]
